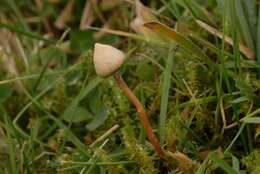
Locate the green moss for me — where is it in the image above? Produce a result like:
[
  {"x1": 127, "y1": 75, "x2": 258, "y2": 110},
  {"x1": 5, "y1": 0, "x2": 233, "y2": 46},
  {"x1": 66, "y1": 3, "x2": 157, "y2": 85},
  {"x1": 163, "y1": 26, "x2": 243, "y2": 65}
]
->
[
  {"x1": 122, "y1": 121, "x2": 159, "y2": 174},
  {"x1": 243, "y1": 150, "x2": 260, "y2": 173}
]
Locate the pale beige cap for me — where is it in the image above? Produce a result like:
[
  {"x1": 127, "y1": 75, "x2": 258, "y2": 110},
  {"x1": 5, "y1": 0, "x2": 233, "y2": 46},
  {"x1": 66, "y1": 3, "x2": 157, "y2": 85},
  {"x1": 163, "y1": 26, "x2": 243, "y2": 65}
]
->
[{"x1": 93, "y1": 43, "x2": 126, "y2": 77}]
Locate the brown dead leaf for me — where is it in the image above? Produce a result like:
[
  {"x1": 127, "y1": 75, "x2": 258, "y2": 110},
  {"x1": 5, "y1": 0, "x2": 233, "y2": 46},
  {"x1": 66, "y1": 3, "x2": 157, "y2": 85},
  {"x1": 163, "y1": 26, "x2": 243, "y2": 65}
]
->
[{"x1": 130, "y1": 0, "x2": 158, "y2": 39}]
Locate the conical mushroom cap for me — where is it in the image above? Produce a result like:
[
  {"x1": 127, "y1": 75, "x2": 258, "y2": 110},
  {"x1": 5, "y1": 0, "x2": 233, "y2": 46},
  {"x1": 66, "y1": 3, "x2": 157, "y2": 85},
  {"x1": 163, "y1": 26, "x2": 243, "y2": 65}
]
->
[{"x1": 93, "y1": 43, "x2": 126, "y2": 77}]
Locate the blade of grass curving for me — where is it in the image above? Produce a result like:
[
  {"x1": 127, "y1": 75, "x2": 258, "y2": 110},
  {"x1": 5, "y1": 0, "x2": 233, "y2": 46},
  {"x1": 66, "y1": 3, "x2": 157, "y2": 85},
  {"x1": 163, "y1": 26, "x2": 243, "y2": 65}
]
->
[
  {"x1": 32, "y1": 48, "x2": 57, "y2": 94},
  {"x1": 33, "y1": 29, "x2": 70, "y2": 93},
  {"x1": 12, "y1": 63, "x2": 81, "y2": 145},
  {"x1": 189, "y1": 32, "x2": 234, "y2": 59},
  {"x1": 0, "y1": 23, "x2": 54, "y2": 43},
  {"x1": 86, "y1": 26, "x2": 145, "y2": 41},
  {"x1": 196, "y1": 20, "x2": 255, "y2": 60},
  {"x1": 48, "y1": 114, "x2": 91, "y2": 156},
  {"x1": 225, "y1": 123, "x2": 246, "y2": 153},
  {"x1": 86, "y1": 26, "x2": 166, "y2": 47},
  {"x1": 208, "y1": 152, "x2": 239, "y2": 174},
  {"x1": 143, "y1": 22, "x2": 214, "y2": 67},
  {"x1": 58, "y1": 75, "x2": 102, "y2": 156},
  {"x1": 22, "y1": 89, "x2": 91, "y2": 157},
  {"x1": 159, "y1": 45, "x2": 176, "y2": 143},
  {"x1": 0, "y1": 70, "x2": 67, "y2": 85}
]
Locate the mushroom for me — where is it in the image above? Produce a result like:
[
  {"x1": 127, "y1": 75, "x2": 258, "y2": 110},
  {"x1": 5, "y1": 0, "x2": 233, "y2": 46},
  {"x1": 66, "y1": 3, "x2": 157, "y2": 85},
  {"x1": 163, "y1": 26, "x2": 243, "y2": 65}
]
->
[
  {"x1": 93, "y1": 43, "x2": 126, "y2": 78},
  {"x1": 93, "y1": 43, "x2": 166, "y2": 161}
]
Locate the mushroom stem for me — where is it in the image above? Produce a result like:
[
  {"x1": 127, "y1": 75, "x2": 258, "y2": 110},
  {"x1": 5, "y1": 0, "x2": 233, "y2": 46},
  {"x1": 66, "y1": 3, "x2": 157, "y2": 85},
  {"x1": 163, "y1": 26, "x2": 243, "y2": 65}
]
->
[{"x1": 114, "y1": 72, "x2": 166, "y2": 161}]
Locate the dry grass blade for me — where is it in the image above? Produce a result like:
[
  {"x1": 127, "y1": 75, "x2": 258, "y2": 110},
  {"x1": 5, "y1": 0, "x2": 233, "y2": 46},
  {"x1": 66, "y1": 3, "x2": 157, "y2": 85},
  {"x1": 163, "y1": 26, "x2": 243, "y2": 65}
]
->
[
  {"x1": 10, "y1": 34, "x2": 28, "y2": 69},
  {"x1": 90, "y1": 124, "x2": 120, "y2": 148},
  {"x1": 86, "y1": 26, "x2": 143, "y2": 40},
  {"x1": 86, "y1": 25, "x2": 164, "y2": 47},
  {"x1": 0, "y1": 28, "x2": 25, "y2": 93},
  {"x1": 93, "y1": 24, "x2": 109, "y2": 40},
  {"x1": 196, "y1": 20, "x2": 255, "y2": 60},
  {"x1": 79, "y1": 1, "x2": 94, "y2": 30},
  {"x1": 220, "y1": 97, "x2": 226, "y2": 136},
  {"x1": 55, "y1": 0, "x2": 75, "y2": 29},
  {"x1": 0, "y1": 47, "x2": 24, "y2": 93},
  {"x1": 167, "y1": 151, "x2": 197, "y2": 173}
]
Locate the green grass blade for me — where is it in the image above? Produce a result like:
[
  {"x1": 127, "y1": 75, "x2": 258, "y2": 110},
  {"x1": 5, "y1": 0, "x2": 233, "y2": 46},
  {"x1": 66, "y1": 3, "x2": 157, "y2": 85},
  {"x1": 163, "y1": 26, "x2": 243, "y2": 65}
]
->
[
  {"x1": 5, "y1": 0, "x2": 29, "y2": 31},
  {"x1": 2, "y1": 108, "x2": 18, "y2": 174},
  {"x1": 208, "y1": 152, "x2": 240, "y2": 174},
  {"x1": 243, "y1": 0, "x2": 257, "y2": 41},
  {"x1": 195, "y1": 157, "x2": 209, "y2": 174},
  {"x1": 62, "y1": 77, "x2": 103, "y2": 121},
  {"x1": 159, "y1": 45, "x2": 175, "y2": 143},
  {"x1": 144, "y1": 22, "x2": 214, "y2": 67},
  {"x1": 0, "y1": 23, "x2": 54, "y2": 43},
  {"x1": 47, "y1": 114, "x2": 91, "y2": 156},
  {"x1": 225, "y1": 123, "x2": 246, "y2": 153},
  {"x1": 235, "y1": 0, "x2": 255, "y2": 50},
  {"x1": 189, "y1": 33, "x2": 234, "y2": 59},
  {"x1": 161, "y1": 0, "x2": 181, "y2": 20},
  {"x1": 21, "y1": 90, "x2": 91, "y2": 157},
  {"x1": 12, "y1": 63, "x2": 81, "y2": 144},
  {"x1": 257, "y1": 6, "x2": 260, "y2": 77},
  {"x1": 182, "y1": 0, "x2": 215, "y2": 26},
  {"x1": 243, "y1": 117, "x2": 260, "y2": 124}
]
